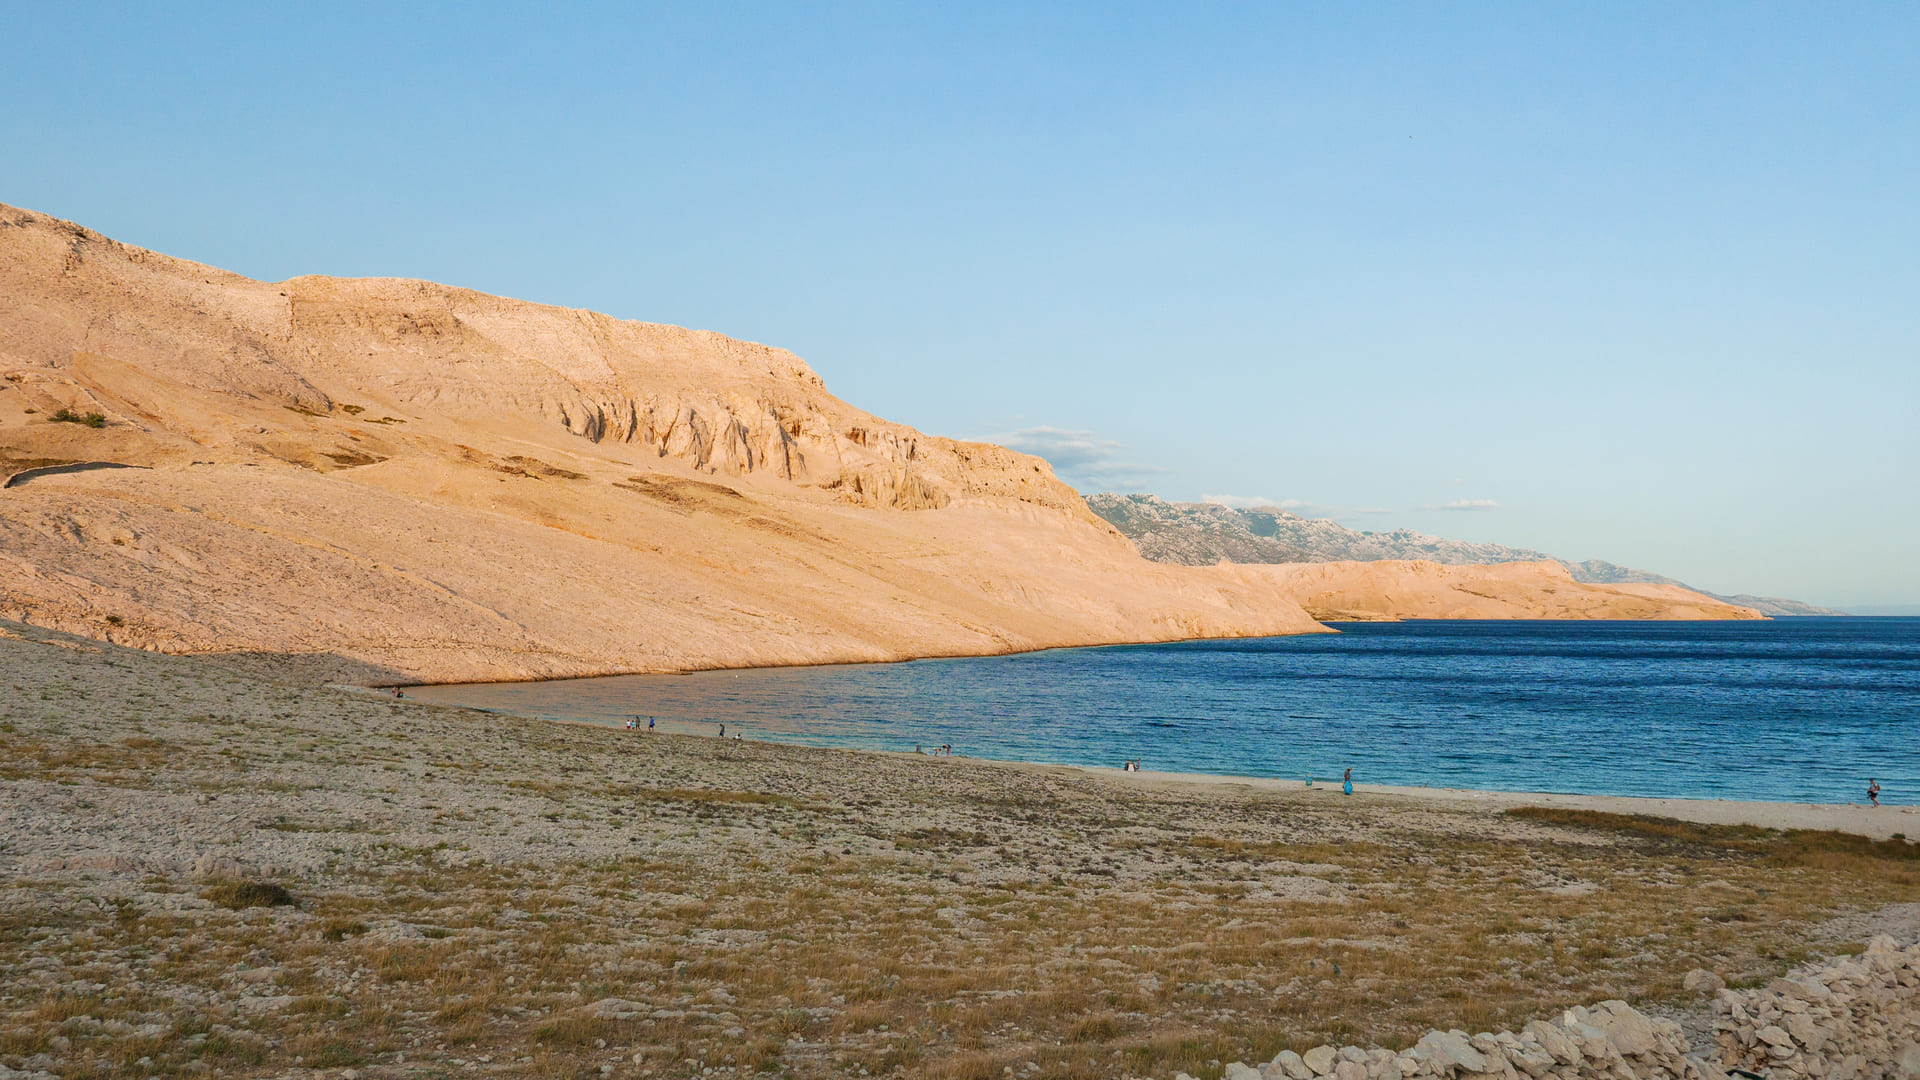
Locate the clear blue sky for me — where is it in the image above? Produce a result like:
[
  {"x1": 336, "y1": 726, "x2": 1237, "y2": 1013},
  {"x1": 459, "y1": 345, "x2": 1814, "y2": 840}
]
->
[{"x1": 4, "y1": 3, "x2": 1915, "y2": 610}]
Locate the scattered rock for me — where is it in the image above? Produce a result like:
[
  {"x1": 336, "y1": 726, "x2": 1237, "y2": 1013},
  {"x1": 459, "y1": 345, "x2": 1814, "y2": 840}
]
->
[
  {"x1": 1683, "y1": 967, "x2": 1726, "y2": 993},
  {"x1": 193, "y1": 853, "x2": 244, "y2": 879},
  {"x1": 582, "y1": 998, "x2": 647, "y2": 1021}
]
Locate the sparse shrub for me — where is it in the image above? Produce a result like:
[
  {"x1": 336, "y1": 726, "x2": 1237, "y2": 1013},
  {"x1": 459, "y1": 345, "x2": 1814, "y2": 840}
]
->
[
  {"x1": 50, "y1": 408, "x2": 107, "y2": 427},
  {"x1": 203, "y1": 881, "x2": 295, "y2": 909}
]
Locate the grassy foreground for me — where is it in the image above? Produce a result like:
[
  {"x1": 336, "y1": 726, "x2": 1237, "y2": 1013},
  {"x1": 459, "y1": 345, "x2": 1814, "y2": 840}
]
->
[{"x1": 1, "y1": 619, "x2": 1915, "y2": 1080}]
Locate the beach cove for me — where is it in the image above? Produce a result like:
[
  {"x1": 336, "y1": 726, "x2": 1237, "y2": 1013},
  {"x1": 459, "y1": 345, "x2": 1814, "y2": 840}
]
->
[
  {"x1": 406, "y1": 619, "x2": 1920, "y2": 809},
  {"x1": 4, "y1": 616, "x2": 1918, "y2": 1079}
]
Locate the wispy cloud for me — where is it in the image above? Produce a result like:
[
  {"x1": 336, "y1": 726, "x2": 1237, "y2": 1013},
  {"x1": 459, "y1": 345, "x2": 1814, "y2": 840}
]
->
[
  {"x1": 988, "y1": 426, "x2": 1164, "y2": 492},
  {"x1": 1204, "y1": 495, "x2": 1400, "y2": 520},
  {"x1": 1420, "y1": 498, "x2": 1500, "y2": 511},
  {"x1": 1201, "y1": 494, "x2": 1299, "y2": 510}
]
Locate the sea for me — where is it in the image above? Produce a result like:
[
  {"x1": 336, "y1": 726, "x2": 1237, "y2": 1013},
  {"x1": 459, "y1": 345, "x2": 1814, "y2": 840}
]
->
[{"x1": 407, "y1": 618, "x2": 1920, "y2": 806}]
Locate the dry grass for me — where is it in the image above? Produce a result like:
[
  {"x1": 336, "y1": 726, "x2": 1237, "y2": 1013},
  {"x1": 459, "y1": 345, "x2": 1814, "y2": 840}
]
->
[{"x1": 3, "y1": 625, "x2": 1915, "y2": 1080}]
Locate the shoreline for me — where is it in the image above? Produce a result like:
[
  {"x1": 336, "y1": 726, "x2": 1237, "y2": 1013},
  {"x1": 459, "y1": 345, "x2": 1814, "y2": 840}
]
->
[
  {"x1": 1074, "y1": 763, "x2": 1920, "y2": 840},
  {"x1": 379, "y1": 687, "x2": 1920, "y2": 840},
  {"x1": 370, "y1": 616, "x2": 1920, "y2": 690}
]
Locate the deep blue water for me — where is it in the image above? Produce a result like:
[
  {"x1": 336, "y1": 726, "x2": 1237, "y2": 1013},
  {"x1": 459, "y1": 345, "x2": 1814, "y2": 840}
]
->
[{"x1": 409, "y1": 618, "x2": 1920, "y2": 805}]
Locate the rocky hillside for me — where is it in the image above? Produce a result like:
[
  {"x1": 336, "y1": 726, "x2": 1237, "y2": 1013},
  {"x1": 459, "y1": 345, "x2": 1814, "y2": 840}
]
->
[
  {"x1": 0, "y1": 203, "x2": 1761, "y2": 681},
  {"x1": 1088, "y1": 494, "x2": 1838, "y2": 617},
  {"x1": 0, "y1": 203, "x2": 1335, "y2": 680}
]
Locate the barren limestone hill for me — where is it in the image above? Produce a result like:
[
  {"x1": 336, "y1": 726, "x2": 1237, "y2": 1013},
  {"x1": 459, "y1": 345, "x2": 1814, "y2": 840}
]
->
[
  {"x1": 1090, "y1": 494, "x2": 1794, "y2": 617},
  {"x1": 0, "y1": 203, "x2": 1753, "y2": 682}
]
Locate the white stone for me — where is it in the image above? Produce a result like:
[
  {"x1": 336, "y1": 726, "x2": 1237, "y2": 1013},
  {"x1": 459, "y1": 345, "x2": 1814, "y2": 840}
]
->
[
  {"x1": 1301, "y1": 1047, "x2": 1337, "y2": 1076},
  {"x1": 1268, "y1": 1050, "x2": 1314, "y2": 1080},
  {"x1": 1786, "y1": 1012, "x2": 1827, "y2": 1053},
  {"x1": 1590, "y1": 1001, "x2": 1658, "y2": 1057},
  {"x1": 1684, "y1": 968, "x2": 1726, "y2": 994},
  {"x1": 580, "y1": 997, "x2": 645, "y2": 1020},
  {"x1": 1415, "y1": 1031, "x2": 1486, "y2": 1073},
  {"x1": 1523, "y1": 1020, "x2": 1580, "y2": 1065}
]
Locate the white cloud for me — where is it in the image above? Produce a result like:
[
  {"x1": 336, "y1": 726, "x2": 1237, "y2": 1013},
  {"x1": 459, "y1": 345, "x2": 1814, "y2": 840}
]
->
[
  {"x1": 987, "y1": 426, "x2": 1164, "y2": 492},
  {"x1": 1420, "y1": 498, "x2": 1500, "y2": 511}
]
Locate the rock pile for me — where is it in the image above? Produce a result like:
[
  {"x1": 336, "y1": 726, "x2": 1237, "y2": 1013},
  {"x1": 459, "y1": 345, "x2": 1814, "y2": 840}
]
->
[
  {"x1": 1188, "y1": 999, "x2": 1710, "y2": 1079},
  {"x1": 1181, "y1": 936, "x2": 1920, "y2": 1080},
  {"x1": 1712, "y1": 934, "x2": 1920, "y2": 1078}
]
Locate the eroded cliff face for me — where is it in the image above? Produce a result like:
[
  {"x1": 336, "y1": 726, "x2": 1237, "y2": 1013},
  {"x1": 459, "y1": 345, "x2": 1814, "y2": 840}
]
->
[{"x1": 0, "y1": 208, "x2": 1082, "y2": 516}]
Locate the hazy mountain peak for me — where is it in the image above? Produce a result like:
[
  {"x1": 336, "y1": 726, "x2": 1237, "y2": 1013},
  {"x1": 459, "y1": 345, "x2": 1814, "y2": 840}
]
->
[{"x1": 1086, "y1": 493, "x2": 1844, "y2": 617}]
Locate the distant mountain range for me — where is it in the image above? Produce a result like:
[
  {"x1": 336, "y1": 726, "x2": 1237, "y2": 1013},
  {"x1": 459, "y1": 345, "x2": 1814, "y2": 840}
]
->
[{"x1": 1086, "y1": 494, "x2": 1845, "y2": 617}]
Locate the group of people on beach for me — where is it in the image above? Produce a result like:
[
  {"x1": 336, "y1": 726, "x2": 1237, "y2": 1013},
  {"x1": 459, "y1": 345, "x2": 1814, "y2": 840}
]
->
[
  {"x1": 1122, "y1": 759, "x2": 1142, "y2": 772},
  {"x1": 623, "y1": 715, "x2": 655, "y2": 731}
]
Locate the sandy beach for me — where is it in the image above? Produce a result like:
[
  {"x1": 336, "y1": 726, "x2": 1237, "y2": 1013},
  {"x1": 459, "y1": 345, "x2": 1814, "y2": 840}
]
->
[{"x1": 4, "y1": 616, "x2": 1917, "y2": 1080}]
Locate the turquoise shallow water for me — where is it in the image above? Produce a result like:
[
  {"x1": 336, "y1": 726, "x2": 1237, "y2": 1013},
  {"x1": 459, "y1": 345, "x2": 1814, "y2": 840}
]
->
[{"x1": 408, "y1": 618, "x2": 1920, "y2": 805}]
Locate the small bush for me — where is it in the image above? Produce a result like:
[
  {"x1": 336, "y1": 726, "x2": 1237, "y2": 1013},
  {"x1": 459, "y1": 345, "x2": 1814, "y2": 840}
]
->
[
  {"x1": 203, "y1": 881, "x2": 295, "y2": 909},
  {"x1": 50, "y1": 408, "x2": 107, "y2": 428}
]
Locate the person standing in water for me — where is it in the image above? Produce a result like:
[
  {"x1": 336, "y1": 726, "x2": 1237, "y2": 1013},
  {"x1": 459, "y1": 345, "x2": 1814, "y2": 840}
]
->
[
  {"x1": 1868, "y1": 779, "x2": 1881, "y2": 806},
  {"x1": 1343, "y1": 767, "x2": 1354, "y2": 795}
]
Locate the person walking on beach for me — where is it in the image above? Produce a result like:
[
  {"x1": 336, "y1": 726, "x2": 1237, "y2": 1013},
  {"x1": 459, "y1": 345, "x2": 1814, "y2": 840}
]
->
[
  {"x1": 719, "y1": 723, "x2": 725, "y2": 738},
  {"x1": 1343, "y1": 767, "x2": 1354, "y2": 796},
  {"x1": 1868, "y1": 779, "x2": 1881, "y2": 806},
  {"x1": 648, "y1": 716, "x2": 655, "y2": 731}
]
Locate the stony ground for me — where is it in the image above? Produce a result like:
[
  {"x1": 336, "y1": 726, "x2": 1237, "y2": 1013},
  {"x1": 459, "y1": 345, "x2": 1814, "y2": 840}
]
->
[{"x1": 2, "y1": 618, "x2": 1916, "y2": 1080}]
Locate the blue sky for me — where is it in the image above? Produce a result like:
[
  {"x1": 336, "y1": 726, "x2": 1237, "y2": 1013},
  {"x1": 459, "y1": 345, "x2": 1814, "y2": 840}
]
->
[{"x1": 4, "y1": 3, "x2": 1915, "y2": 610}]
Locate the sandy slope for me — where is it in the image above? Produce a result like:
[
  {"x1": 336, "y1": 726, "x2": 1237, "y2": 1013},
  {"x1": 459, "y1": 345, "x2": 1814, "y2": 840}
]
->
[{"x1": 0, "y1": 203, "x2": 1754, "y2": 682}]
